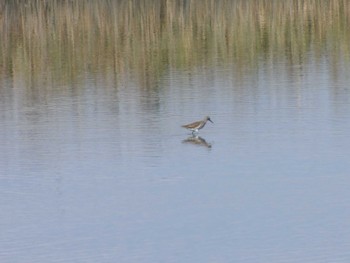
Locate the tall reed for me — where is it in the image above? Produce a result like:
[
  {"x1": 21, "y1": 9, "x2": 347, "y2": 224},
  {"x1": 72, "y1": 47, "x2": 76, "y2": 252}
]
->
[{"x1": 1, "y1": 0, "x2": 349, "y2": 87}]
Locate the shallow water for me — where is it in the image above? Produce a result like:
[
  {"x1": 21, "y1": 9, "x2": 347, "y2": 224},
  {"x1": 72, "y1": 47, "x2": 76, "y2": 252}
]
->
[{"x1": 1, "y1": 1, "x2": 350, "y2": 262}]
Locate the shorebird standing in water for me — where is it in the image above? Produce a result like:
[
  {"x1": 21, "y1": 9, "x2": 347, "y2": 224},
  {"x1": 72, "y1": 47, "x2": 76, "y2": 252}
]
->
[{"x1": 182, "y1": 116, "x2": 213, "y2": 134}]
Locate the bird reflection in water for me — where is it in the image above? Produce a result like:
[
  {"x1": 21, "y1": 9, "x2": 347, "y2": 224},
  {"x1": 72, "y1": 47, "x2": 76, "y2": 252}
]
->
[{"x1": 182, "y1": 135, "x2": 212, "y2": 148}]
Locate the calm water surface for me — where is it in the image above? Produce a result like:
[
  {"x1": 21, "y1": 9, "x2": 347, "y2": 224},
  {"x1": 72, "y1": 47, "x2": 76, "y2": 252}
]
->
[{"x1": 1, "y1": 1, "x2": 350, "y2": 262}]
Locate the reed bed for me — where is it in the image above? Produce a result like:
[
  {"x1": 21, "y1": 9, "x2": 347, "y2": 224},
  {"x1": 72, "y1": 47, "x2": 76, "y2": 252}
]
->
[{"x1": 1, "y1": 0, "x2": 349, "y2": 87}]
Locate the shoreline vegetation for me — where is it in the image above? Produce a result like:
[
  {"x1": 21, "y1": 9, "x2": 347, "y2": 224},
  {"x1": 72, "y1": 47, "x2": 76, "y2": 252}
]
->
[{"x1": 1, "y1": 0, "x2": 349, "y2": 87}]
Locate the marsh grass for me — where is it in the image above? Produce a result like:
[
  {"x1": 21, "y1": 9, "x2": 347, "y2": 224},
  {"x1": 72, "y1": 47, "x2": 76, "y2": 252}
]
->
[{"x1": 1, "y1": 0, "x2": 349, "y2": 88}]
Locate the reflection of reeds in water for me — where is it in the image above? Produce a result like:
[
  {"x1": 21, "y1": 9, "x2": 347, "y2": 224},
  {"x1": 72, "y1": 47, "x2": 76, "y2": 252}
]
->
[{"x1": 1, "y1": 0, "x2": 350, "y2": 87}]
